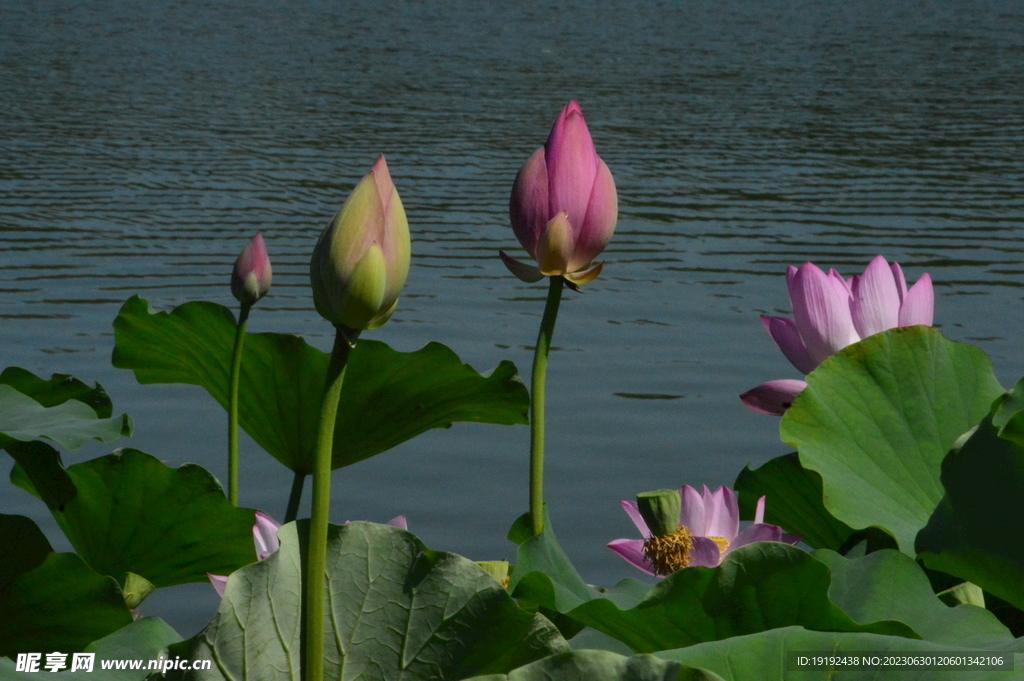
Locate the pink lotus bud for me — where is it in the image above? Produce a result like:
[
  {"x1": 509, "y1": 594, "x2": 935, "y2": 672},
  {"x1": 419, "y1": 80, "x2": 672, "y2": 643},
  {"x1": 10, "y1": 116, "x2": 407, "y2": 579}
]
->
[
  {"x1": 208, "y1": 511, "x2": 282, "y2": 598},
  {"x1": 231, "y1": 232, "x2": 272, "y2": 306},
  {"x1": 252, "y1": 511, "x2": 281, "y2": 561},
  {"x1": 502, "y1": 101, "x2": 618, "y2": 285},
  {"x1": 310, "y1": 155, "x2": 410, "y2": 331}
]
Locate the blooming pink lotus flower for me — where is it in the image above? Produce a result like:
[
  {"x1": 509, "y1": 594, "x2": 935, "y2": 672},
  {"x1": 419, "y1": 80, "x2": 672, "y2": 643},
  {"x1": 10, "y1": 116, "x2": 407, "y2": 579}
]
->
[
  {"x1": 231, "y1": 232, "x2": 273, "y2": 306},
  {"x1": 208, "y1": 512, "x2": 407, "y2": 596},
  {"x1": 500, "y1": 100, "x2": 618, "y2": 288},
  {"x1": 608, "y1": 486, "x2": 801, "y2": 577},
  {"x1": 741, "y1": 256, "x2": 933, "y2": 415}
]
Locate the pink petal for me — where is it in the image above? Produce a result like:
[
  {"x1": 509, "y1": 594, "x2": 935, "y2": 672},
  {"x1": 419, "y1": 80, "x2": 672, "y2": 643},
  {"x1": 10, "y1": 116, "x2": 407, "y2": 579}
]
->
[
  {"x1": 828, "y1": 268, "x2": 853, "y2": 297},
  {"x1": 898, "y1": 273, "x2": 934, "y2": 327},
  {"x1": 208, "y1": 573, "x2": 228, "y2": 598},
  {"x1": 702, "y1": 486, "x2": 739, "y2": 541},
  {"x1": 572, "y1": 157, "x2": 617, "y2": 271},
  {"x1": 850, "y1": 255, "x2": 901, "y2": 338},
  {"x1": 370, "y1": 155, "x2": 395, "y2": 211},
  {"x1": 509, "y1": 147, "x2": 550, "y2": 258},
  {"x1": 754, "y1": 495, "x2": 766, "y2": 525},
  {"x1": 608, "y1": 539, "x2": 655, "y2": 576},
  {"x1": 621, "y1": 500, "x2": 651, "y2": 538},
  {"x1": 678, "y1": 486, "x2": 705, "y2": 537},
  {"x1": 730, "y1": 523, "x2": 783, "y2": 551},
  {"x1": 688, "y1": 537, "x2": 724, "y2": 568},
  {"x1": 782, "y1": 532, "x2": 804, "y2": 545},
  {"x1": 253, "y1": 512, "x2": 282, "y2": 562},
  {"x1": 545, "y1": 101, "x2": 599, "y2": 245},
  {"x1": 740, "y1": 379, "x2": 808, "y2": 416},
  {"x1": 387, "y1": 515, "x2": 408, "y2": 530},
  {"x1": 788, "y1": 262, "x2": 860, "y2": 366},
  {"x1": 761, "y1": 316, "x2": 817, "y2": 374},
  {"x1": 890, "y1": 262, "x2": 908, "y2": 303}
]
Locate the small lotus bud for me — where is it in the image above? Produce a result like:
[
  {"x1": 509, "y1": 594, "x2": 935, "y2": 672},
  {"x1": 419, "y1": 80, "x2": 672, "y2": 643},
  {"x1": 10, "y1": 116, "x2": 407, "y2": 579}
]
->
[
  {"x1": 231, "y1": 232, "x2": 272, "y2": 306},
  {"x1": 636, "y1": 489, "x2": 681, "y2": 538}
]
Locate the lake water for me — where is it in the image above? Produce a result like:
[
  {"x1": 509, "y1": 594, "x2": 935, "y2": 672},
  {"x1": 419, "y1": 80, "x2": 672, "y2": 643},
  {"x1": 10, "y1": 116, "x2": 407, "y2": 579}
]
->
[{"x1": 3, "y1": 1, "x2": 1024, "y2": 636}]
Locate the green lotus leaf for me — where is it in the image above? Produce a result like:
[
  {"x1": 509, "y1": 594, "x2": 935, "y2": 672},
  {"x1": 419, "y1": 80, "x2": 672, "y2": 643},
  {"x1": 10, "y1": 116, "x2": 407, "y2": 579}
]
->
[
  {"x1": 660, "y1": 626, "x2": 1024, "y2": 681},
  {"x1": 0, "y1": 376, "x2": 130, "y2": 451},
  {"x1": 780, "y1": 326, "x2": 1003, "y2": 553},
  {"x1": 165, "y1": 521, "x2": 568, "y2": 680},
  {"x1": 112, "y1": 296, "x2": 529, "y2": 474},
  {"x1": 508, "y1": 509, "x2": 601, "y2": 614},
  {"x1": 813, "y1": 549, "x2": 1012, "y2": 648},
  {"x1": 0, "y1": 367, "x2": 115, "y2": 417},
  {"x1": 0, "y1": 514, "x2": 53, "y2": 591},
  {"x1": 0, "y1": 617, "x2": 182, "y2": 681},
  {"x1": 0, "y1": 553, "x2": 133, "y2": 657},
  {"x1": 566, "y1": 543, "x2": 917, "y2": 654},
  {"x1": 11, "y1": 446, "x2": 257, "y2": 588},
  {"x1": 734, "y1": 452, "x2": 855, "y2": 550},
  {"x1": 467, "y1": 650, "x2": 726, "y2": 681},
  {"x1": 917, "y1": 406, "x2": 1024, "y2": 612}
]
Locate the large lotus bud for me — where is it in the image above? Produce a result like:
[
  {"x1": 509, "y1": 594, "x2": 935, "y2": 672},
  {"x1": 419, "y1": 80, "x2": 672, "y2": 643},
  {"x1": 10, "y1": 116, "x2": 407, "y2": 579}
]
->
[
  {"x1": 501, "y1": 101, "x2": 618, "y2": 286},
  {"x1": 231, "y1": 232, "x2": 272, "y2": 306},
  {"x1": 310, "y1": 155, "x2": 410, "y2": 330}
]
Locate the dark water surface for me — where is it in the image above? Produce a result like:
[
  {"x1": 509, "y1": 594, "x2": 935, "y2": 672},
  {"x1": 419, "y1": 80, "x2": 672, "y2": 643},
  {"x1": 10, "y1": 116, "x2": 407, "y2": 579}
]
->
[{"x1": 3, "y1": 1, "x2": 1024, "y2": 635}]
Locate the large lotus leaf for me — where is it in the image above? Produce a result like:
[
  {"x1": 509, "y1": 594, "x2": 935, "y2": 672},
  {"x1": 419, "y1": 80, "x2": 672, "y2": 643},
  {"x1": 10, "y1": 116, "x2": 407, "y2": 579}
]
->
[
  {"x1": 813, "y1": 549, "x2": 1013, "y2": 648},
  {"x1": 992, "y1": 377, "x2": 1024, "y2": 446},
  {"x1": 659, "y1": 626, "x2": 1023, "y2": 681},
  {"x1": 507, "y1": 510, "x2": 650, "y2": 641},
  {"x1": 0, "y1": 617, "x2": 183, "y2": 681},
  {"x1": 734, "y1": 452, "x2": 855, "y2": 550},
  {"x1": 0, "y1": 367, "x2": 115, "y2": 417},
  {"x1": 6, "y1": 440, "x2": 78, "y2": 510},
  {"x1": 508, "y1": 510, "x2": 601, "y2": 614},
  {"x1": 112, "y1": 296, "x2": 529, "y2": 474},
  {"x1": 467, "y1": 650, "x2": 726, "y2": 681},
  {"x1": 0, "y1": 514, "x2": 53, "y2": 592},
  {"x1": 165, "y1": 521, "x2": 568, "y2": 681},
  {"x1": 0, "y1": 552, "x2": 133, "y2": 656},
  {"x1": 779, "y1": 326, "x2": 1004, "y2": 553},
  {"x1": 11, "y1": 446, "x2": 257, "y2": 588},
  {"x1": 916, "y1": 408, "x2": 1024, "y2": 611},
  {"x1": 0, "y1": 382, "x2": 130, "y2": 452},
  {"x1": 564, "y1": 543, "x2": 915, "y2": 654}
]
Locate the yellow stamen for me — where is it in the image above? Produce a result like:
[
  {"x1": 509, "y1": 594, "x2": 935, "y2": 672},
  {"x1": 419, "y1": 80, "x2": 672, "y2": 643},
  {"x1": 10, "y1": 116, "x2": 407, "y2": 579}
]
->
[
  {"x1": 642, "y1": 526, "x2": 694, "y2": 576},
  {"x1": 707, "y1": 535, "x2": 730, "y2": 559}
]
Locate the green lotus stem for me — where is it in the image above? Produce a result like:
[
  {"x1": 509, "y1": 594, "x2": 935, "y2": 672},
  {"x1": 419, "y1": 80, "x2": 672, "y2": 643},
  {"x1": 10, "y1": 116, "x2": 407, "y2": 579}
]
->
[
  {"x1": 284, "y1": 471, "x2": 305, "y2": 524},
  {"x1": 530, "y1": 275, "x2": 564, "y2": 536},
  {"x1": 306, "y1": 326, "x2": 355, "y2": 681},
  {"x1": 227, "y1": 302, "x2": 251, "y2": 506}
]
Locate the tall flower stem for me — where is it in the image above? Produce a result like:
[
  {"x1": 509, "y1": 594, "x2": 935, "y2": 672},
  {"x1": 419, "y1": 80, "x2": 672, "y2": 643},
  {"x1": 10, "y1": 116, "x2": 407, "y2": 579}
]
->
[
  {"x1": 227, "y1": 302, "x2": 251, "y2": 506},
  {"x1": 284, "y1": 472, "x2": 305, "y2": 524},
  {"x1": 530, "y1": 275, "x2": 564, "y2": 535},
  {"x1": 305, "y1": 326, "x2": 356, "y2": 681}
]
